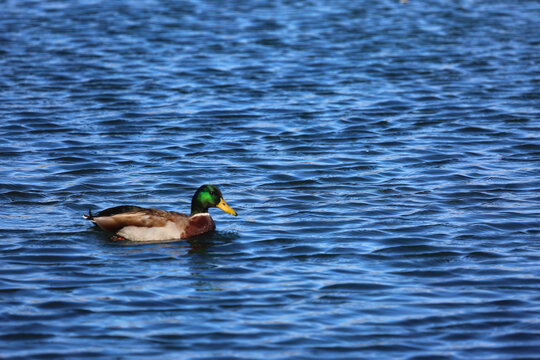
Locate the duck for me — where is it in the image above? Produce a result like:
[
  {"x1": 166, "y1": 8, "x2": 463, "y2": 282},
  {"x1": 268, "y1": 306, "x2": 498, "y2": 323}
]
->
[{"x1": 83, "y1": 184, "x2": 237, "y2": 241}]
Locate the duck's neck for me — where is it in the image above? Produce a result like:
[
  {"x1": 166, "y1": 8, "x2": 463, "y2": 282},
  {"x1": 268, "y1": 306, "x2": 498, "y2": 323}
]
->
[{"x1": 190, "y1": 203, "x2": 208, "y2": 217}]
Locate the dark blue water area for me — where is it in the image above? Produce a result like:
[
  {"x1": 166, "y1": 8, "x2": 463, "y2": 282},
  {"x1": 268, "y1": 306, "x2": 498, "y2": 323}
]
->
[{"x1": 1, "y1": 0, "x2": 540, "y2": 358}]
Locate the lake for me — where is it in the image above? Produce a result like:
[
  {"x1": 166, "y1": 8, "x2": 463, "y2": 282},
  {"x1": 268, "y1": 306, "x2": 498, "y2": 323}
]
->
[{"x1": 1, "y1": 0, "x2": 539, "y2": 359}]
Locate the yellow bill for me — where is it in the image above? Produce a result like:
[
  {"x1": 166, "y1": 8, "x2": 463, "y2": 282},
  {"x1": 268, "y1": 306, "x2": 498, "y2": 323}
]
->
[{"x1": 216, "y1": 197, "x2": 237, "y2": 216}]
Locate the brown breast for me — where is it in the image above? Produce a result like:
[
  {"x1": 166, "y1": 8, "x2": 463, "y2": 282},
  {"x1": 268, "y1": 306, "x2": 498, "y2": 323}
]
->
[{"x1": 181, "y1": 213, "x2": 215, "y2": 238}]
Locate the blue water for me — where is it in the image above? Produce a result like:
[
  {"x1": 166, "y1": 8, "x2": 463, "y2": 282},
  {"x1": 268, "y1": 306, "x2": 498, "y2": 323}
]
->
[{"x1": 1, "y1": 0, "x2": 540, "y2": 359}]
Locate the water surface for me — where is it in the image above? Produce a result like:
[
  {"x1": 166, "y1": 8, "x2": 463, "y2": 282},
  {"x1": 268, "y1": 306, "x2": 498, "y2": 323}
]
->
[{"x1": 1, "y1": 1, "x2": 540, "y2": 359}]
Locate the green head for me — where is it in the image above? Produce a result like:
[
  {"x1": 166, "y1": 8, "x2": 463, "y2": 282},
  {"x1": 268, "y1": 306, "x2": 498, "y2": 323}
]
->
[{"x1": 190, "y1": 184, "x2": 237, "y2": 217}]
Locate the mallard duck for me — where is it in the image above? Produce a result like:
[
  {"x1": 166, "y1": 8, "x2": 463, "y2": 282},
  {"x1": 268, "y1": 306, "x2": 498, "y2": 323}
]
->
[{"x1": 83, "y1": 184, "x2": 237, "y2": 241}]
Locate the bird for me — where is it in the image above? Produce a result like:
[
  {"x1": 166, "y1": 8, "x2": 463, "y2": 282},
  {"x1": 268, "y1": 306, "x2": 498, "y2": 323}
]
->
[{"x1": 83, "y1": 184, "x2": 237, "y2": 241}]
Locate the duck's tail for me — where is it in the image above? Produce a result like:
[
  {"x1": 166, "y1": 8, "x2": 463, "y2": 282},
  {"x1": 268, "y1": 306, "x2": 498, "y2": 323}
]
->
[{"x1": 82, "y1": 209, "x2": 94, "y2": 221}]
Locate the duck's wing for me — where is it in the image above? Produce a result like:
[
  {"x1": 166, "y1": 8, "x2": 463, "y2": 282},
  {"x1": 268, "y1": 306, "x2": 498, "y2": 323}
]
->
[
  {"x1": 84, "y1": 206, "x2": 188, "y2": 234},
  {"x1": 83, "y1": 205, "x2": 146, "y2": 221},
  {"x1": 95, "y1": 205, "x2": 149, "y2": 218}
]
